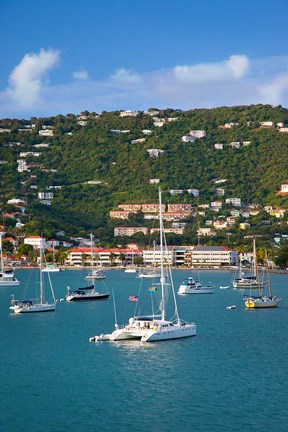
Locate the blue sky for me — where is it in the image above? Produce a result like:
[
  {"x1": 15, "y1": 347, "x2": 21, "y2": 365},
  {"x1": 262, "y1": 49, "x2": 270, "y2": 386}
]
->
[{"x1": 1, "y1": 0, "x2": 288, "y2": 118}]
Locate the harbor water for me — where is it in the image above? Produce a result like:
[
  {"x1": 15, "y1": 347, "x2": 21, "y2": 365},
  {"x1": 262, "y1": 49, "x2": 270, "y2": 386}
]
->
[{"x1": 0, "y1": 269, "x2": 288, "y2": 432}]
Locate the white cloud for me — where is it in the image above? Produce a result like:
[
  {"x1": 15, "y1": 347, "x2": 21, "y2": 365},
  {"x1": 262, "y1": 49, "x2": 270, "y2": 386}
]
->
[
  {"x1": 173, "y1": 54, "x2": 249, "y2": 82},
  {"x1": 73, "y1": 69, "x2": 89, "y2": 80},
  {"x1": 226, "y1": 55, "x2": 249, "y2": 78},
  {"x1": 258, "y1": 72, "x2": 288, "y2": 105},
  {"x1": 1, "y1": 52, "x2": 288, "y2": 118},
  {"x1": 7, "y1": 48, "x2": 60, "y2": 107},
  {"x1": 110, "y1": 68, "x2": 142, "y2": 84}
]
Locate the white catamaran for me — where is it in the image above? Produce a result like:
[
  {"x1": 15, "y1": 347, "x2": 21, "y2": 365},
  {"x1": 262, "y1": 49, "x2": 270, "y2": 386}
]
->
[{"x1": 89, "y1": 189, "x2": 196, "y2": 343}]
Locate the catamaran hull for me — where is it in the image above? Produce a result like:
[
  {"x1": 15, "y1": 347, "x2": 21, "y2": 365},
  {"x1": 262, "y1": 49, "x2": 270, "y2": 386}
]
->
[
  {"x1": 142, "y1": 324, "x2": 196, "y2": 342},
  {"x1": 95, "y1": 323, "x2": 197, "y2": 342}
]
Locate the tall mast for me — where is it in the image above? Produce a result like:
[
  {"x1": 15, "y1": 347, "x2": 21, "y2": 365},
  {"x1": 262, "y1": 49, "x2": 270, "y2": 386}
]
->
[
  {"x1": 0, "y1": 233, "x2": 4, "y2": 274},
  {"x1": 159, "y1": 188, "x2": 165, "y2": 321},
  {"x1": 39, "y1": 243, "x2": 43, "y2": 304},
  {"x1": 91, "y1": 233, "x2": 95, "y2": 288},
  {"x1": 253, "y1": 238, "x2": 262, "y2": 296}
]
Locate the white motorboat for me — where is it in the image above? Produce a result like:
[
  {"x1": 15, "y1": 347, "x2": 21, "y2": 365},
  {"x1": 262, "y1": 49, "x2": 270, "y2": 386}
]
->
[
  {"x1": 124, "y1": 266, "x2": 137, "y2": 273},
  {"x1": 90, "y1": 189, "x2": 196, "y2": 343},
  {"x1": 138, "y1": 269, "x2": 161, "y2": 278},
  {"x1": 0, "y1": 233, "x2": 20, "y2": 287},
  {"x1": 178, "y1": 276, "x2": 213, "y2": 294}
]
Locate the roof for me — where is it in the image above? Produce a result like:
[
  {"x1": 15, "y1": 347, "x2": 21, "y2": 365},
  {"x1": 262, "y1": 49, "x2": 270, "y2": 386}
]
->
[{"x1": 193, "y1": 245, "x2": 231, "y2": 251}]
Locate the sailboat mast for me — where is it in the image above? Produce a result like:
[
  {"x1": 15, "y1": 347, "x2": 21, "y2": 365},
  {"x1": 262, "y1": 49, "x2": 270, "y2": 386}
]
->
[
  {"x1": 0, "y1": 233, "x2": 4, "y2": 274},
  {"x1": 39, "y1": 244, "x2": 43, "y2": 304},
  {"x1": 253, "y1": 238, "x2": 262, "y2": 296},
  {"x1": 265, "y1": 252, "x2": 272, "y2": 297},
  {"x1": 90, "y1": 233, "x2": 95, "y2": 288},
  {"x1": 159, "y1": 188, "x2": 166, "y2": 321}
]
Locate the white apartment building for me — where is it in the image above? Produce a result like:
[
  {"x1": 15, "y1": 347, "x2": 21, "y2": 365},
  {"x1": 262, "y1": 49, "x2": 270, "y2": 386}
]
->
[
  {"x1": 114, "y1": 227, "x2": 149, "y2": 237},
  {"x1": 142, "y1": 246, "x2": 173, "y2": 266},
  {"x1": 191, "y1": 246, "x2": 238, "y2": 268}
]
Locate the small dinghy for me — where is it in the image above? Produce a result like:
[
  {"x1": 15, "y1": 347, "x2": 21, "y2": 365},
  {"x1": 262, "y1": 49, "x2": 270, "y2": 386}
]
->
[{"x1": 226, "y1": 305, "x2": 236, "y2": 310}]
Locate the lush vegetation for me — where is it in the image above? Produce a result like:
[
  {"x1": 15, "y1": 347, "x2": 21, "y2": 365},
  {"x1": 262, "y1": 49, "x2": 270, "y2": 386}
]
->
[{"x1": 1, "y1": 104, "x2": 288, "y2": 253}]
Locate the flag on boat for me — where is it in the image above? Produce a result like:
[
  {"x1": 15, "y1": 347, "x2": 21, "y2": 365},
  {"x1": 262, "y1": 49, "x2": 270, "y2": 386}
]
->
[
  {"x1": 149, "y1": 286, "x2": 157, "y2": 292},
  {"x1": 129, "y1": 295, "x2": 138, "y2": 302}
]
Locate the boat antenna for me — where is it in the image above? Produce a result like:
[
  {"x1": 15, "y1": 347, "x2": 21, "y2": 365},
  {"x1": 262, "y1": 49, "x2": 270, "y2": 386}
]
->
[{"x1": 111, "y1": 287, "x2": 119, "y2": 330}]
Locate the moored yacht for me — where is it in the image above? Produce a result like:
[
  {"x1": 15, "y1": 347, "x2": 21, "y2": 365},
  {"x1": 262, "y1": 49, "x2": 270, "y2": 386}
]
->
[{"x1": 178, "y1": 276, "x2": 213, "y2": 295}]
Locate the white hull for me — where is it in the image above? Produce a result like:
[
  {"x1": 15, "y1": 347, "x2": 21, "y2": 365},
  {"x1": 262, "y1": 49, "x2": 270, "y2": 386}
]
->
[
  {"x1": 10, "y1": 303, "x2": 55, "y2": 313},
  {"x1": 91, "y1": 318, "x2": 196, "y2": 343},
  {"x1": 42, "y1": 267, "x2": 61, "y2": 272},
  {"x1": 0, "y1": 278, "x2": 20, "y2": 287},
  {"x1": 178, "y1": 277, "x2": 213, "y2": 294},
  {"x1": 178, "y1": 286, "x2": 213, "y2": 294},
  {"x1": 124, "y1": 268, "x2": 137, "y2": 273},
  {"x1": 138, "y1": 272, "x2": 161, "y2": 279},
  {"x1": 233, "y1": 280, "x2": 260, "y2": 289}
]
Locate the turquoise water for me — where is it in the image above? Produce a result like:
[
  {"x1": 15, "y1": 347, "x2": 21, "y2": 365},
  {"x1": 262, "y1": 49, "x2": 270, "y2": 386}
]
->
[{"x1": 1, "y1": 269, "x2": 288, "y2": 432}]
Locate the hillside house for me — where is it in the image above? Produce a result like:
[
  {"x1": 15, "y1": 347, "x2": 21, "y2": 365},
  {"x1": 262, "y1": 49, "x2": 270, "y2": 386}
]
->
[
  {"x1": 214, "y1": 143, "x2": 224, "y2": 150},
  {"x1": 119, "y1": 110, "x2": 138, "y2": 117},
  {"x1": 189, "y1": 130, "x2": 206, "y2": 139},
  {"x1": 230, "y1": 142, "x2": 241, "y2": 148},
  {"x1": 181, "y1": 135, "x2": 196, "y2": 143},
  {"x1": 197, "y1": 227, "x2": 217, "y2": 237},
  {"x1": 187, "y1": 188, "x2": 200, "y2": 197},
  {"x1": 169, "y1": 189, "x2": 183, "y2": 195},
  {"x1": 226, "y1": 198, "x2": 241, "y2": 206},
  {"x1": 147, "y1": 149, "x2": 164, "y2": 157}
]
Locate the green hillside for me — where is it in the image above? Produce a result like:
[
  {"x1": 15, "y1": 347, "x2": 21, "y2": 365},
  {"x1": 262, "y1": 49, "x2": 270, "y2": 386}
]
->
[{"x1": 1, "y1": 104, "x2": 288, "y2": 247}]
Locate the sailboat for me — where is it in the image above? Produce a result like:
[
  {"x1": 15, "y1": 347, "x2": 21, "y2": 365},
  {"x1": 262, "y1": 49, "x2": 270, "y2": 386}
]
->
[
  {"x1": 0, "y1": 233, "x2": 20, "y2": 287},
  {"x1": 244, "y1": 245, "x2": 281, "y2": 309},
  {"x1": 42, "y1": 244, "x2": 61, "y2": 272},
  {"x1": 138, "y1": 241, "x2": 161, "y2": 278},
  {"x1": 232, "y1": 241, "x2": 263, "y2": 289},
  {"x1": 124, "y1": 253, "x2": 137, "y2": 273},
  {"x1": 66, "y1": 234, "x2": 109, "y2": 301},
  {"x1": 10, "y1": 244, "x2": 56, "y2": 313},
  {"x1": 89, "y1": 189, "x2": 196, "y2": 343}
]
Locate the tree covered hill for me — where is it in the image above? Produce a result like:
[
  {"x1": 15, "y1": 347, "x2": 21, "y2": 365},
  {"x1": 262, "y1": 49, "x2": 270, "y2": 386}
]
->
[{"x1": 1, "y1": 104, "x2": 288, "y2": 245}]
